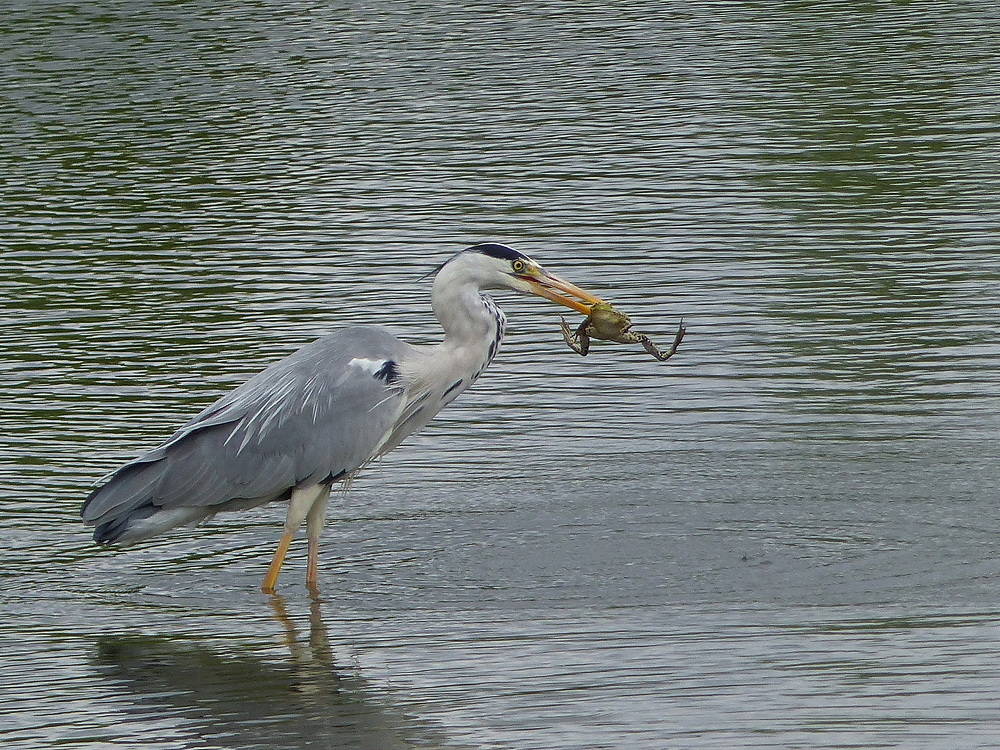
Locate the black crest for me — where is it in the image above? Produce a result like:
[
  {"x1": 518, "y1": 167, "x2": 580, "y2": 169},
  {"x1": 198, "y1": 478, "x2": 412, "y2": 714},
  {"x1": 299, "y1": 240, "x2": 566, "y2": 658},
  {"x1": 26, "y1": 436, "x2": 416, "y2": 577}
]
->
[
  {"x1": 468, "y1": 243, "x2": 527, "y2": 262},
  {"x1": 426, "y1": 243, "x2": 528, "y2": 280}
]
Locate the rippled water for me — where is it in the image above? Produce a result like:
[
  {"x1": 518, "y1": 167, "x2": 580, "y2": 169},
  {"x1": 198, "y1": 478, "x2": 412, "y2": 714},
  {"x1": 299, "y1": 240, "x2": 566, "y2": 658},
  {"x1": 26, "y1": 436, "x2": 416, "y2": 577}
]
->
[{"x1": 4, "y1": 2, "x2": 1000, "y2": 748}]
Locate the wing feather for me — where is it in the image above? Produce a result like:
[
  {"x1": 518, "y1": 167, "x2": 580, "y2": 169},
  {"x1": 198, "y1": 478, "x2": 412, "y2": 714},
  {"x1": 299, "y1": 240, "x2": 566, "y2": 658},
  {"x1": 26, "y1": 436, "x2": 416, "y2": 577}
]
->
[{"x1": 82, "y1": 326, "x2": 411, "y2": 527}]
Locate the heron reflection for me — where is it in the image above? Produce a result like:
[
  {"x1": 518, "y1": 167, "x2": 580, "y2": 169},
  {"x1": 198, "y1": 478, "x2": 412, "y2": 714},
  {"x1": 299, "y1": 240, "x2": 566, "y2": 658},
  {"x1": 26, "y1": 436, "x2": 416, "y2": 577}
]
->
[{"x1": 93, "y1": 598, "x2": 449, "y2": 749}]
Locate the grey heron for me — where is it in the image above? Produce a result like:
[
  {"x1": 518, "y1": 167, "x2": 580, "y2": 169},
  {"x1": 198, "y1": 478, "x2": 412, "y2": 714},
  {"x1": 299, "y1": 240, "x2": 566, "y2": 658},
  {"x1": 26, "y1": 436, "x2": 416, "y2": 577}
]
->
[{"x1": 81, "y1": 243, "x2": 605, "y2": 593}]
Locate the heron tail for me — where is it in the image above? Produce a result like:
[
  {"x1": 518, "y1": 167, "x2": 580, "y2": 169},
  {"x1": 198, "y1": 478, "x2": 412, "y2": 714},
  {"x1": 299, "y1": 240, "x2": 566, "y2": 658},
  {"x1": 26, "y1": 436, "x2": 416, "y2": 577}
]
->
[{"x1": 91, "y1": 503, "x2": 213, "y2": 546}]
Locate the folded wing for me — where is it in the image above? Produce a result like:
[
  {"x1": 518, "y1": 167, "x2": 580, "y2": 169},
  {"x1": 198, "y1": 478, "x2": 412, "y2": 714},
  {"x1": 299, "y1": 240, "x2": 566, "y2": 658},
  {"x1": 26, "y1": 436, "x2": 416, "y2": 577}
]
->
[{"x1": 81, "y1": 326, "x2": 411, "y2": 544}]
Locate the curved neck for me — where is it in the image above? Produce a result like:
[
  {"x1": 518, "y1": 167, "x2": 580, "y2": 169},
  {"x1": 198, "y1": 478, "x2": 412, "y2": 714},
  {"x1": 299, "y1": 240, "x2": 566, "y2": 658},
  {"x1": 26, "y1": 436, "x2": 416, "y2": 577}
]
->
[{"x1": 430, "y1": 262, "x2": 504, "y2": 349}]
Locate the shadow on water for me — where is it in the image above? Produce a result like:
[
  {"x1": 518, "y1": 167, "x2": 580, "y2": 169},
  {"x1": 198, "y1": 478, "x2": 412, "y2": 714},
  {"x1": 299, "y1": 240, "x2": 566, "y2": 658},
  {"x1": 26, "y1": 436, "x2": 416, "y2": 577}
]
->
[{"x1": 91, "y1": 597, "x2": 453, "y2": 750}]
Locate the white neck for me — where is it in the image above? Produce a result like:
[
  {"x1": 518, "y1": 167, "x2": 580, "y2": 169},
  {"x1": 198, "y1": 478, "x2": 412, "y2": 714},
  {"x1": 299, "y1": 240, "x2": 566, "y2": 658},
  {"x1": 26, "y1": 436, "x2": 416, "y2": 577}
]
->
[
  {"x1": 378, "y1": 252, "x2": 512, "y2": 456},
  {"x1": 429, "y1": 256, "x2": 504, "y2": 350}
]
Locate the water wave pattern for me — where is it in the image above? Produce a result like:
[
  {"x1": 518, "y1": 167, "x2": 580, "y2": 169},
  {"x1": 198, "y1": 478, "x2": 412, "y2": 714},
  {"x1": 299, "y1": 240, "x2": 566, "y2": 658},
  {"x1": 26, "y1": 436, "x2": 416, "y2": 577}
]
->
[{"x1": 3, "y1": 2, "x2": 1000, "y2": 748}]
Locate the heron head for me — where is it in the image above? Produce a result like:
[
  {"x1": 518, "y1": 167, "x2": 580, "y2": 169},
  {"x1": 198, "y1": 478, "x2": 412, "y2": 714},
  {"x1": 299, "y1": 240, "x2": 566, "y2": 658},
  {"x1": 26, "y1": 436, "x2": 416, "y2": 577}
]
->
[{"x1": 458, "y1": 243, "x2": 605, "y2": 314}]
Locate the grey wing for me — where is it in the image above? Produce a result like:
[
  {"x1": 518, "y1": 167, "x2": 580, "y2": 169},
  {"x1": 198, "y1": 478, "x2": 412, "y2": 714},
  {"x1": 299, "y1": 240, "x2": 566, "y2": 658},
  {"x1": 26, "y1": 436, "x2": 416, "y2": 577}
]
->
[{"x1": 81, "y1": 326, "x2": 412, "y2": 542}]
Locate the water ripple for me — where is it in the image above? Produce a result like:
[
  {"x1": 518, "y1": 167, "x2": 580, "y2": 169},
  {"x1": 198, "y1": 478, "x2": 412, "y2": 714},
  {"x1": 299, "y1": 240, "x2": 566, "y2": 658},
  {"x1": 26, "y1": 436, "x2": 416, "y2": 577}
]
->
[{"x1": 4, "y1": 1, "x2": 1000, "y2": 748}]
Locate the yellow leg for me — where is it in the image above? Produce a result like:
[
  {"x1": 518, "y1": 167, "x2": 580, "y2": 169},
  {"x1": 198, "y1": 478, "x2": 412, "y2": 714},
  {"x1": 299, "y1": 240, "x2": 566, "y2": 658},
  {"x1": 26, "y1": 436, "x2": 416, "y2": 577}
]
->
[
  {"x1": 305, "y1": 484, "x2": 332, "y2": 594},
  {"x1": 261, "y1": 531, "x2": 294, "y2": 594},
  {"x1": 260, "y1": 483, "x2": 327, "y2": 595},
  {"x1": 306, "y1": 537, "x2": 320, "y2": 596}
]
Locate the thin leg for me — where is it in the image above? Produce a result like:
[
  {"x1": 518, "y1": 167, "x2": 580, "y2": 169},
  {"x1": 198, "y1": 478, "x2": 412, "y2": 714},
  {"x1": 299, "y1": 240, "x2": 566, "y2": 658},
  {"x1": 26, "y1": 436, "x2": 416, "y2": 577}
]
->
[
  {"x1": 261, "y1": 483, "x2": 326, "y2": 595},
  {"x1": 305, "y1": 484, "x2": 332, "y2": 594},
  {"x1": 261, "y1": 532, "x2": 294, "y2": 594},
  {"x1": 305, "y1": 537, "x2": 320, "y2": 595}
]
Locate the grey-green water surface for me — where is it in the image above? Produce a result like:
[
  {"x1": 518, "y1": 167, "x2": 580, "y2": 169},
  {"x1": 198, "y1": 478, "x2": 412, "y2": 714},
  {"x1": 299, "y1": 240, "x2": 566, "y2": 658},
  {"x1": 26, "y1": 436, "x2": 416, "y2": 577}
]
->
[{"x1": 4, "y1": 2, "x2": 1000, "y2": 748}]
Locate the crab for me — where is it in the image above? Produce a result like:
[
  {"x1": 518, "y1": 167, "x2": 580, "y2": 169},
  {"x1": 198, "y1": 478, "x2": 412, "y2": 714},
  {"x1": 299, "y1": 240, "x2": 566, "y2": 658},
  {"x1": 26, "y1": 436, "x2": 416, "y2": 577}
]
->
[{"x1": 559, "y1": 302, "x2": 685, "y2": 361}]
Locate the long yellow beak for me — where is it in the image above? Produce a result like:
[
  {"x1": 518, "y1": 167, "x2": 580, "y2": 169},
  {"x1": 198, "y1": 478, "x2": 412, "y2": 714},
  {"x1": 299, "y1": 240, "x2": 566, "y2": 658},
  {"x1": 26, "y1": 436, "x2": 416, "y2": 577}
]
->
[{"x1": 521, "y1": 270, "x2": 605, "y2": 314}]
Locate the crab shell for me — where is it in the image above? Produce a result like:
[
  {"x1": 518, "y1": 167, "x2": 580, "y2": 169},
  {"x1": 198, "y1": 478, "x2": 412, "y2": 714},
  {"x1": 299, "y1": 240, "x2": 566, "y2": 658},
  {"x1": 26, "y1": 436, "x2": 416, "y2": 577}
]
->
[{"x1": 584, "y1": 303, "x2": 635, "y2": 341}]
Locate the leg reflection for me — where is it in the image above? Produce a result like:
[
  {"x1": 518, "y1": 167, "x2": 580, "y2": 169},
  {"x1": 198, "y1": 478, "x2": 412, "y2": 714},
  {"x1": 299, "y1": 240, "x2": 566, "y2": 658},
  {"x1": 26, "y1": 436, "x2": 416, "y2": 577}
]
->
[
  {"x1": 92, "y1": 599, "x2": 449, "y2": 749},
  {"x1": 268, "y1": 593, "x2": 339, "y2": 698}
]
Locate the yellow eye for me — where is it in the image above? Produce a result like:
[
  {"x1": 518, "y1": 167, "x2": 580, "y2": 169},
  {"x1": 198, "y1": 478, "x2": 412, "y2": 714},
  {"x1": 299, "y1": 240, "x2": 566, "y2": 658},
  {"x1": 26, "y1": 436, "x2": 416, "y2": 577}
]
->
[{"x1": 511, "y1": 259, "x2": 526, "y2": 273}]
